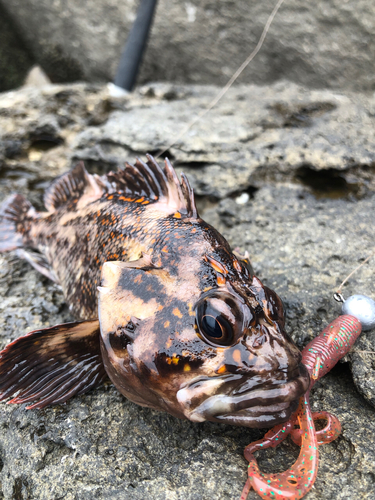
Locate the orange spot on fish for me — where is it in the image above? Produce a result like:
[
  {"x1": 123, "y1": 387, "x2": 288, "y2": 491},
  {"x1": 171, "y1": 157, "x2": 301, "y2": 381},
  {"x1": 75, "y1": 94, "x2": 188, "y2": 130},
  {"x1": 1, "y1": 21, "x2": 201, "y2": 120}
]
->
[
  {"x1": 217, "y1": 365, "x2": 227, "y2": 374},
  {"x1": 184, "y1": 364, "x2": 191, "y2": 372},
  {"x1": 135, "y1": 197, "x2": 144, "y2": 203},
  {"x1": 164, "y1": 321, "x2": 170, "y2": 328},
  {"x1": 203, "y1": 287, "x2": 212, "y2": 292},
  {"x1": 188, "y1": 302, "x2": 195, "y2": 316},
  {"x1": 232, "y1": 349, "x2": 242, "y2": 364},
  {"x1": 166, "y1": 337, "x2": 172, "y2": 348},
  {"x1": 134, "y1": 274, "x2": 142, "y2": 284},
  {"x1": 162, "y1": 246, "x2": 169, "y2": 253},
  {"x1": 157, "y1": 304, "x2": 164, "y2": 311},
  {"x1": 173, "y1": 308, "x2": 183, "y2": 318},
  {"x1": 107, "y1": 195, "x2": 114, "y2": 200},
  {"x1": 217, "y1": 275, "x2": 226, "y2": 286},
  {"x1": 206, "y1": 255, "x2": 228, "y2": 275},
  {"x1": 174, "y1": 212, "x2": 181, "y2": 218}
]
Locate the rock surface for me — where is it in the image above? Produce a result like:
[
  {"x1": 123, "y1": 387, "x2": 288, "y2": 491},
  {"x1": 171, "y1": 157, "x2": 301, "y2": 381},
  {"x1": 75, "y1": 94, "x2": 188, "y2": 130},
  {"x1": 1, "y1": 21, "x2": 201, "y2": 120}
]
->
[
  {"x1": 0, "y1": 3, "x2": 34, "y2": 92},
  {"x1": 1, "y1": 1, "x2": 375, "y2": 91},
  {"x1": 0, "y1": 81, "x2": 375, "y2": 499}
]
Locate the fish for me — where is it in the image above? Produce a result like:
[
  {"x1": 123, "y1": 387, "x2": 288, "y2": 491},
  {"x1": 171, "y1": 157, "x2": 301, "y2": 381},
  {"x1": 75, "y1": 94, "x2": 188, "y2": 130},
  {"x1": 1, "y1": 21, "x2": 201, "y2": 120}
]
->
[{"x1": 0, "y1": 155, "x2": 309, "y2": 428}]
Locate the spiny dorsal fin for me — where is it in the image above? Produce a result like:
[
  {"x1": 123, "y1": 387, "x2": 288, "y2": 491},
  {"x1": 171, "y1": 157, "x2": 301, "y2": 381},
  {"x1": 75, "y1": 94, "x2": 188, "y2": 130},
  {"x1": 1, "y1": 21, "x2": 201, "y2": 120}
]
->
[
  {"x1": 106, "y1": 155, "x2": 167, "y2": 201},
  {"x1": 44, "y1": 162, "x2": 104, "y2": 212},
  {"x1": 43, "y1": 156, "x2": 198, "y2": 218},
  {"x1": 105, "y1": 155, "x2": 198, "y2": 218}
]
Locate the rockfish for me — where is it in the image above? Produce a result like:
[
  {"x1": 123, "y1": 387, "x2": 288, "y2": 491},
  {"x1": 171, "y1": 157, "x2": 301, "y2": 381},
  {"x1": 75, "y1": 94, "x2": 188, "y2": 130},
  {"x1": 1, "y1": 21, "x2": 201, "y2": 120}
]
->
[{"x1": 0, "y1": 155, "x2": 309, "y2": 427}]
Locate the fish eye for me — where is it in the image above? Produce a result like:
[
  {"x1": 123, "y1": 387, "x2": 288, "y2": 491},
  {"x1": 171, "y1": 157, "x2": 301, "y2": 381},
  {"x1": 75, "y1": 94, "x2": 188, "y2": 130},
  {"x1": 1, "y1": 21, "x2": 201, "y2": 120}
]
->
[
  {"x1": 198, "y1": 304, "x2": 234, "y2": 346},
  {"x1": 195, "y1": 292, "x2": 244, "y2": 347}
]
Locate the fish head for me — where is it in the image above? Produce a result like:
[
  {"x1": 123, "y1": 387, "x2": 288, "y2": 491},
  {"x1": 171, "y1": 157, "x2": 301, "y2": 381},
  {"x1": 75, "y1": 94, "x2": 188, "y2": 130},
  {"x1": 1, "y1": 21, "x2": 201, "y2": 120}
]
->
[
  {"x1": 176, "y1": 280, "x2": 309, "y2": 428},
  {"x1": 98, "y1": 251, "x2": 309, "y2": 428}
]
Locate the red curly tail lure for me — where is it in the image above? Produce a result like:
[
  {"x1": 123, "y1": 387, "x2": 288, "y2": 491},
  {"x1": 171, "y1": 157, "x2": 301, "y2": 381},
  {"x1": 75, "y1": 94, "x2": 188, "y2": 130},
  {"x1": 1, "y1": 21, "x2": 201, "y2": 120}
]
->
[{"x1": 241, "y1": 313, "x2": 364, "y2": 500}]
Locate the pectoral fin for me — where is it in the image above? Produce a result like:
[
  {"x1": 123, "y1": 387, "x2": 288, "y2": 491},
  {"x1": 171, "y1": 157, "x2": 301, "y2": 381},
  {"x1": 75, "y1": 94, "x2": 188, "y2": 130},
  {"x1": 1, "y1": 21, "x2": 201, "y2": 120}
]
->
[{"x1": 0, "y1": 320, "x2": 107, "y2": 409}]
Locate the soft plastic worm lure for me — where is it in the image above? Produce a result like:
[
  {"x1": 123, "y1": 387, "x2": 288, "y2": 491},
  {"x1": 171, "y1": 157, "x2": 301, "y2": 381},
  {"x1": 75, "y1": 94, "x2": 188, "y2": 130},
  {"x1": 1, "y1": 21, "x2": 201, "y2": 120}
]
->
[{"x1": 240, "y1": 309, "x2": 368, "y2": 500}]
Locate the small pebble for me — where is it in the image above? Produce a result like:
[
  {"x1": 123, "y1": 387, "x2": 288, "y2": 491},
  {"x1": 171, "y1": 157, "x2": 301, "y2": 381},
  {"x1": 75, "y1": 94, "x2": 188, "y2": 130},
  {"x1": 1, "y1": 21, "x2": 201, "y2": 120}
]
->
[{"x1": 235, "y1": 193, "x2": 249, "y2": 205}]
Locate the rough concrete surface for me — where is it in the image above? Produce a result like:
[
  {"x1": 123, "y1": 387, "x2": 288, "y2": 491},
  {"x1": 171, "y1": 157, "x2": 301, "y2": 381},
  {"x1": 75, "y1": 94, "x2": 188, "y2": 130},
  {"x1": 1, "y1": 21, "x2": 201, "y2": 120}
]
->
[
  {"x1": 1, "y1": 1, "x2": 375, "y2": 91},
  {"x1": 0, "y1": 81, "x2": 375, "y2": 499}
]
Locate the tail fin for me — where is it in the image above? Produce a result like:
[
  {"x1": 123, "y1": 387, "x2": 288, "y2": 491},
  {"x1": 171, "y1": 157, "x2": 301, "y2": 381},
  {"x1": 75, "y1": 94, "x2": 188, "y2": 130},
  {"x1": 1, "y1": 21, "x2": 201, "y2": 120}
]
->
[
  {"x1": 0, "y1": 320, "x2": 108, "y2": 409},
  {"x1": 0, "y1": 194, "x2": 35, "y2": 252}
]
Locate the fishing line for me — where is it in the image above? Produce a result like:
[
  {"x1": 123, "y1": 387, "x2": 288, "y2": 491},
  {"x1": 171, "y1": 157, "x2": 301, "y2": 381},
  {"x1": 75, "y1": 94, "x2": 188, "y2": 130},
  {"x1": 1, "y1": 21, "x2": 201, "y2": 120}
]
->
[
  {"x1": 156, "y1": 2, "x2": 373, "y2": 498},
  {"x1": 155, "y1": 0, "x2": 374, "y2": 318},
  {"x1": 157, "y1": 0, "x2": 374, "y2": 305},
  {"x1": 333, "y1": 251, "x2": 375, "y2": 356},
  {"x1": 156, "y1": 0, "x2": 286, "y2": 159},
  {"x1": 335, "y1": 250, "x2": 375, "y2": 299}
]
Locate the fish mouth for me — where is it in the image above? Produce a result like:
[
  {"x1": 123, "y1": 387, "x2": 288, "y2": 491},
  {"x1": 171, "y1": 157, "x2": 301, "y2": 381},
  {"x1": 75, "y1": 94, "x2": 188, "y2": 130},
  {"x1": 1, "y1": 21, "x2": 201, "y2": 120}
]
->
[{"x1": 176, "y1": 363, "x2": 310, "y2": 428}]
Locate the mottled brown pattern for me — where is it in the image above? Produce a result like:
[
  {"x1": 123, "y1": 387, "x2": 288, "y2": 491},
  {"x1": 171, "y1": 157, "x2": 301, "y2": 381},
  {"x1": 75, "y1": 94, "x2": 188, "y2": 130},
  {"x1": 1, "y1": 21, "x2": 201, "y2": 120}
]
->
[{"x1": 0, "y1": 156, "x2": 309, "y2": 427}]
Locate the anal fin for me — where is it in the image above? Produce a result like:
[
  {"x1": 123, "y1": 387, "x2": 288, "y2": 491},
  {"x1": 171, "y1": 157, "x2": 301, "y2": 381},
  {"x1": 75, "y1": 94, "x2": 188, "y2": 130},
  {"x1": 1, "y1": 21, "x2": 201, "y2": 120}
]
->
[
  {"x1": 16, "y1": 249, "x2": 59, "y2": 284},
  {"x1": 0, "y1": 320, "x2": 108, "y2": 409}
]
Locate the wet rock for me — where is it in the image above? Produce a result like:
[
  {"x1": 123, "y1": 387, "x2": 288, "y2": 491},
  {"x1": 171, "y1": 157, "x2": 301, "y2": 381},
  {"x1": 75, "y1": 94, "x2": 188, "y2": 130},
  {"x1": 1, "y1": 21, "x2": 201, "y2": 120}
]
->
[
  {"x1": 0, "y1": 82, "x2": 374, "y2": 499},
  {"x1": 350, "y1": 330, "x2": 375, "y2": 408},
  {"x1": 2, "y1": 1, "x2": 375, "y2": 91},
  {"x1": 72, "y1": 82, "x2": 375, "y2": 199}
]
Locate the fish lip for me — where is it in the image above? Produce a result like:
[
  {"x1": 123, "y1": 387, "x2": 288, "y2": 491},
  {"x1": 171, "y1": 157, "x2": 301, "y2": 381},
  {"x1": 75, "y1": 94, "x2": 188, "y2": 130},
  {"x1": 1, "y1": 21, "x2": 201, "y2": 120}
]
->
[
  {"x1": 177, "y1": 363, "x2": 309, "y2": 428},
  {"x1": 212, "y1": 398, "x2": 299, "y2": 428}
]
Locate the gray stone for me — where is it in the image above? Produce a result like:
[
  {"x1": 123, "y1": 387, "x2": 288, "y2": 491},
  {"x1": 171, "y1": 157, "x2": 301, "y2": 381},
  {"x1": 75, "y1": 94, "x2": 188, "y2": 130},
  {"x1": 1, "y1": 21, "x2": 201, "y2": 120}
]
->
[
  {"x1": 1, "y1": 1, "x2": 375, "y2": 91},
  {"x1": 0, "y1": 3, "x2": 34, "y2": 91},
  {"x1": 0, "y1": 81, "x2": 375, "y2": 499}
]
